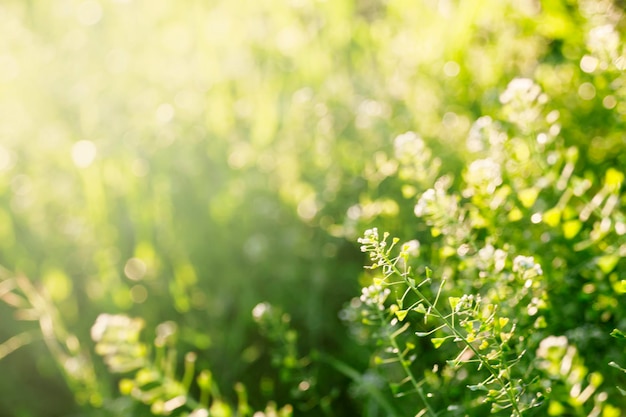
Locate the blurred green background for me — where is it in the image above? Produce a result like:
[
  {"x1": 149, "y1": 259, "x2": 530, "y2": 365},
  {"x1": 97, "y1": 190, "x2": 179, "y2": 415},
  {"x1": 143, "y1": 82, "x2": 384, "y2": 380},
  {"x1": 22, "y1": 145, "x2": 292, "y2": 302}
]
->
[{"x1": 0, "y1": 0, "x2": 625, "y2": 416}]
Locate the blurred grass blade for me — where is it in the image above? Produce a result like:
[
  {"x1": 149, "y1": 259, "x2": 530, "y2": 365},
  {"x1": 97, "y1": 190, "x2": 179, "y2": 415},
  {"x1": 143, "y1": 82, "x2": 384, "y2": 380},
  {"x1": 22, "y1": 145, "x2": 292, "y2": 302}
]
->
[{"x1": 0, "y1": 331, "x2": 38, "y2": 360}]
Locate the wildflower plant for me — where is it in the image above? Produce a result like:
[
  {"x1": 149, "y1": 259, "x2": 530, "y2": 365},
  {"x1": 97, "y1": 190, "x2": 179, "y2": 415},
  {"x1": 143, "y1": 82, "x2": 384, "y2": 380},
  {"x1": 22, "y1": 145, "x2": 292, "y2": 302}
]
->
[
  {"x1": 343, "y1": 23, "x2": 626, "y2": 412},
  {"x1": 535, "y1": 335, "x2": 621, "y2": 416},
  {"x1": 609, "y1": 329, "x2": 626, "y2": 396},
  {"x1": 0, "y1": 0, "x2": 625, "y2": 416},
  {"x1": 0, "y1": 271, "x2": 102, "y2": 407},
  {"x1": 352, "y1": 228, "x2": 542, "y2": 416},
  {"x1": 90, "y1": 313, "x2": 294, "y2": 417}
]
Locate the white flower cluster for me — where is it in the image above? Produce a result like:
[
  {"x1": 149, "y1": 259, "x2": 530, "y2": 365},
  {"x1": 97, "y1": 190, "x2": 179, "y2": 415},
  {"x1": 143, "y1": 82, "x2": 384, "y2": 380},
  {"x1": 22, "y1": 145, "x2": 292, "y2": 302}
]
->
[
  {"x1": 466, "y1": 116, "x2": 507, "y2": 153},
  {"x1": 252, "y1": 302, "x2": 272, "y2": 323},
  {"x1": 536, "y1": 335, "x2": 569, "y2": 359},
  {"x1": 414, "y1": 187, "x2": 458, "y2": 219},
  {"x1": 360, "y1": 284, "x2": 391, "y2": 311},
  {"x1": 513, "y1": 255, "x2": 543, "y2": 277},
  {"x1": 454, "y1": 293, "x2": 481, "y2": 313},
  {"x1": 91, "y1": 313, "x2": 145, "y2": 344},
  {"x1": 499, "y1": 78, "x2": 544, "y2": 106},
  {"x1": 358, "y1": 227, "x2": 391, "y2": 253},
  {"x1": 358, "y1": 227, "x2": 380, "y2": 247},
  {"x1": 464, "y1": 158, "x2": 503, "y2": 195},
  {"x1": 587, "y1": 24, "x2": 621, "y2": 63},
  {"x1": 499, "y1": 78, "x2": 547, "y2": 129},
  {"x1": 414, "y1": 189, "x2": 436, "y2": 217},
  {"x1": 476, "y1": 244, "x2": 507, "y2": 273},
  {"x1": 90, "y1": 314, "x2": 147, "y2": 373},
  {"x1": 393, "y1": 131, "x2": 425, "y2": 162}
]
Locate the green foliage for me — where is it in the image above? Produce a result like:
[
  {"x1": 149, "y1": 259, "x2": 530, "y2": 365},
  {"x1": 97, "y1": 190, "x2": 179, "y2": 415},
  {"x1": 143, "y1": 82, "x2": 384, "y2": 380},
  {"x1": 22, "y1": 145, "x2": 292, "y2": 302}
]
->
[
  {"x1": 90, "y1": 313, "x2": 293, "y2": 417},
  {"x1": 610, "y1": 329, "x2": 626, "y2": 397},
  {"x1": 353, "y1": 229, "x2": 541, "y2": 416},
  {"x1": 0, "y1": 0, "x2": 625, "y2": 416}
]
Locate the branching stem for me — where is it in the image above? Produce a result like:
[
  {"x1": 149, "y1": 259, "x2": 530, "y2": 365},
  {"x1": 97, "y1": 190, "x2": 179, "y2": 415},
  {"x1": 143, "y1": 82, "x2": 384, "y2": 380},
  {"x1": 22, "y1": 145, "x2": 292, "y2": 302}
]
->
[{"x1": 382, "y1": 251, "x2": 523, "y2": 417}]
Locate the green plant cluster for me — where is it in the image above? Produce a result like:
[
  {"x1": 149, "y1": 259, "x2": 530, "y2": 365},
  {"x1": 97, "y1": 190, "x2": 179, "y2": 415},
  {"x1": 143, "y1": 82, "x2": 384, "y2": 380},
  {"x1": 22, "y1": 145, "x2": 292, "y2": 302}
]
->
[{"x1": 0, "y1": 0, "x2": 625, "y2": 416}]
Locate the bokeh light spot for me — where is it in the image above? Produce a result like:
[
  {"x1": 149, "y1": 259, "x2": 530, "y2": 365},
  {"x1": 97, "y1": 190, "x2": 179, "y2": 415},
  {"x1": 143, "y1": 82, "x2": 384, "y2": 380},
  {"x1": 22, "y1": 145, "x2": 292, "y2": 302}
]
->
[
  {"x1": 297, "y1": 199, "x2": 318, "y2": 221},
  {"x1": 578, "y1": 82, "x2": 596, "y2": 100},
  {"x1": 155, "y1": 103, "x2": 175, "y2": 124},
  {"x1": 131, "y1": 159, "x2": 149, "y2": 177},
  {"x1": 130, "y1": 285, "x2": 148, "y2": 304},
  {"x1": 124, "y1": 258, "x2": 147, "y2": 281},
  {"x1": 0, "y1": 145, "x2": 15, "y2": 172},
  {"x1": 579, "y1": 55, "x2": 598, "y2": 73},
  {"x1": 602, "y1": 95, "x2": 616, "y2": 109},
  {"x1": 71, "y1": 140, "x2": 97, "y2": 168},
  {"x1": 0, "y1": 55, "x2": 19, "y2": 82},
  {"x1": 443, "y1": 61, "x2": 460, "y2": 77},
  {"x1": 76, "y1": 1, "x2": 103, "y2": 26}
]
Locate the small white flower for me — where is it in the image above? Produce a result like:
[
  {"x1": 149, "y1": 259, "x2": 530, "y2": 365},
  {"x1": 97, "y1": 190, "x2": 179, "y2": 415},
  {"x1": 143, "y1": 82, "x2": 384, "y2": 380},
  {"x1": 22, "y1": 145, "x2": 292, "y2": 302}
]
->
[
  {"x1": 467, "y1": 116, "x2": 507, "y2": 152},
  {"x1": 587, "y1": 24, "x2": 620, "y2": 61},
  {"x1": 360, "y1": 284, "x2": 390, "y2": 310},
  {"x1": 252, "y1": 302, "x2": 272, "y2": 321},
  {"x1": 413, "y1": 189, "x2": 436, "y2": 217},
  {"x1": 499, "y1": 78, "x2": 547, "y2": 128},
  {"x1": 90, "y1": 314, "x2": 144, "y2": 343},
  {"x1": 536, "y1": 335, "x2": 568, "y2": 358},
  {"x1": 414, "y1": 187, "x2": 458, "y2": 221},
  {"x1": 499, "y1": 78, "x2": 542, "y2": 105},
  {"x1": 394, "y1": 132, "x2": 425, "y2": 162},
  {"x1": 513, "y1": 255, "x2": 543, "y2": 276},
  {"x1": 465, "y1": 158, "x2": 502, "y2": 194}
]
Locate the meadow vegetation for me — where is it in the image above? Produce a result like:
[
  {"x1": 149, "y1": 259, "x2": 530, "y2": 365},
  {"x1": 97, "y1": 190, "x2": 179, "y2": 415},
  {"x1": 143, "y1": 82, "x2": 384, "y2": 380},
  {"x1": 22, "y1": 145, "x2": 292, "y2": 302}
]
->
[{"x1": 0, "y1": 0, "x2": 625, "y2": 416}]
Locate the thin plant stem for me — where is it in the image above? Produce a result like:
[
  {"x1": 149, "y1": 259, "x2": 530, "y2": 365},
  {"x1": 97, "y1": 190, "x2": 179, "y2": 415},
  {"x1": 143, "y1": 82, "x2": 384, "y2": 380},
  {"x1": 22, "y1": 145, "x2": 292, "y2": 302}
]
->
[
  {"x1": 380, "y1": 250, "x2": 523, "y2": 417},
  {"x1": 375, "y1": 308, "x2": 437, "y2": 417}
]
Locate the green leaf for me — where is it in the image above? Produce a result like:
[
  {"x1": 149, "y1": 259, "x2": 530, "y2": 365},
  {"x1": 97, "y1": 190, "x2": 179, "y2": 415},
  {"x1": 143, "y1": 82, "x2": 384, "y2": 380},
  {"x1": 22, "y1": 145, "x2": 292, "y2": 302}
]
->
[
  {"x1": 604, "y1": 167, "x2": 624, "y2": 192},
  {"x1": 196, "y1": 370, "x2": 213, "y2": 390},
  {"x1": 542, "y1": 207, "x2": 561, "y2": 227},
  {"x1": 448, "y1": 297, "x2": 460, "y2": 311},
  {"x1": 507, "y1": 207, "x2": 523, "y2": 222},
  {"x1": 498, "y1": 317, "x2": 509, "y2": 329},
  {"x1": 395, "y1": 310, "x2": 408, "y2": 321},
  {"x1": 518, "y1": 187, "x2": 539, "y2": 208},
  {"x1": 563, "y1": 219, "x2": 582, "y2": 239},
  {"x1": 414, "y1": 303, "x2": 427, "y2": 314},
  {"x1": 487, "y1": 389, "x2": 502, "y2": 400},
  {"x1": 597, "y1": 255, "x2": 619, "y2": 274},
  {"x1": 431, "y1": 337, "x2": 446, "y2": 349},
  {"x1": 609, "y1": 361, "x2": 626, "y2": 373},
  {"x1": 611, "y1": 329, "x2": 626, "y2": 340},
  {"x1": 119, "y1": 378, "x2": 135, "y2": 395},
  {"x1": 440, "y1": 246, "x2": 456, "y2": 258},
  {"x1": 389, "y1": 382, "x2": 401, "y2": 396}
]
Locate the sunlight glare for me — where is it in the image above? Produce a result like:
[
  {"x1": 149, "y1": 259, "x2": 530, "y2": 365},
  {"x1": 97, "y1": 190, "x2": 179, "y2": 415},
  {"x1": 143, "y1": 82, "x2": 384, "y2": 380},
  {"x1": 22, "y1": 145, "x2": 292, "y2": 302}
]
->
[{"x1": 71, "y1": 140, "x2": 97, "y2": 168}]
